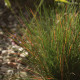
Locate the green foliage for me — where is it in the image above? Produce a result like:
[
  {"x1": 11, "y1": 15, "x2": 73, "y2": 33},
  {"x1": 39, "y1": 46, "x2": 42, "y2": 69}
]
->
[
  {"x1": 55, "y1": 0, "x2": 70, "y2": 3},
  {"x1": 9, "y1": 4, "x2": 80, "y2": 80}
]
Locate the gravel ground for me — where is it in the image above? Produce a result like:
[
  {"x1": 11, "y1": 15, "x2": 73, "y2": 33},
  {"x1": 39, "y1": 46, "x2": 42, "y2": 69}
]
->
[{"x1": 0, "y1": 4, "x2": 34, "y2": 80}]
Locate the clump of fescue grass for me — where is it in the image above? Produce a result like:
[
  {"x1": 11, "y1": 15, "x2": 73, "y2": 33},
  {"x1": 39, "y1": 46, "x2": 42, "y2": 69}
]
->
[{"x1": 9, "y1": 4, "x2": 80, "y2": 80}]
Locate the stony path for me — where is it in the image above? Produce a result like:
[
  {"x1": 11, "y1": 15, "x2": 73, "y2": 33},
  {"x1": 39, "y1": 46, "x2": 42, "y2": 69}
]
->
[
  {"x1": 0, "y1": 29, "x2": 30, "y2": 80},
  {"x1": 0, "y1": 5, "x2": 33, "y2": 80}
]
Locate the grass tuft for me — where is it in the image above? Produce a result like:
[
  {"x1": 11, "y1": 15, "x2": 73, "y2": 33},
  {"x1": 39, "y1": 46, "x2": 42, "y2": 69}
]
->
[{"x1": 8, "y1": 4, "x2": 80, "y2": 80}]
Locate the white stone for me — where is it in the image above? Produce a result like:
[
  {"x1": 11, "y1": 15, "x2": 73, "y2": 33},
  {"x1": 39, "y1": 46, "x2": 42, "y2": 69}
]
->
[
  {"x1": 8, "y1": 50, "x2": 15, "y2": 53},
  {"x1": 25, "y1": 52, "x2": 28, "y2": 55},
  {"x1": 20, "y1": 52, "x2": 28, "y2": 57},
  {"x1": 12, "y1": 45, "x2": 19, "y2": 49},
  {"x1": 7, "y1": 70, "x2": 14, "y2": 75},
  {"x1": 19, "y1": 47, "x2": 23, "y2": 51},
  {"x1": 20, "y1": 54, "x2": 25, "y2": 57},
  {"x1": 7, "y1": 61, "x2": 11, "y2": 64},
  {"x1": 2, "y1": 50, "x2": 7, "y2": 54},
  {"x1": 0, "y1": 56, "x2": 2, "y2": 59},
  {"x1": 0, "y1": 31, "x2": 3, "y2": 35},
  {"x1": 6, "y1": 59, "x2": 10, "y2": 62}
]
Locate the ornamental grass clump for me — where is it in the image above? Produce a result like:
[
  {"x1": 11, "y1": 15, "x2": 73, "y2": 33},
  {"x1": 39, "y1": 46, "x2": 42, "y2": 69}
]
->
[{"x1": 9, "y1": 5, "x2": 80, "y2": 80}]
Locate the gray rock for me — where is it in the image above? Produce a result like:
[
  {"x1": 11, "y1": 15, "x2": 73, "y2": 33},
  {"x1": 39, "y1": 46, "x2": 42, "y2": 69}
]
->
[
  {"x1": 13, "y1": 23, "x2": 17, "y2": 27},
  {"x1": 0, "y1": 67, "x2": 8, "y2": 72}
]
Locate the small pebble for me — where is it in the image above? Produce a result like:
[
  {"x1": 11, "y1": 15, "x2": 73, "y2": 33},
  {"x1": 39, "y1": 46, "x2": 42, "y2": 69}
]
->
[
  {"x1": 19, "y1": 71, "x2": 27, "y2": 78},
  {"x1": 7, "y1": 70, "x2": 14, "y2": 75},
  {"x1": 19, "y1": 47, "x2": 23, "y2": 51},
  {"x1": 2, "y1": 50, "x2": 7, "y2": 54},
  {"x1": 20, "y1": 52, "x2": 28, "y2": 57}
]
